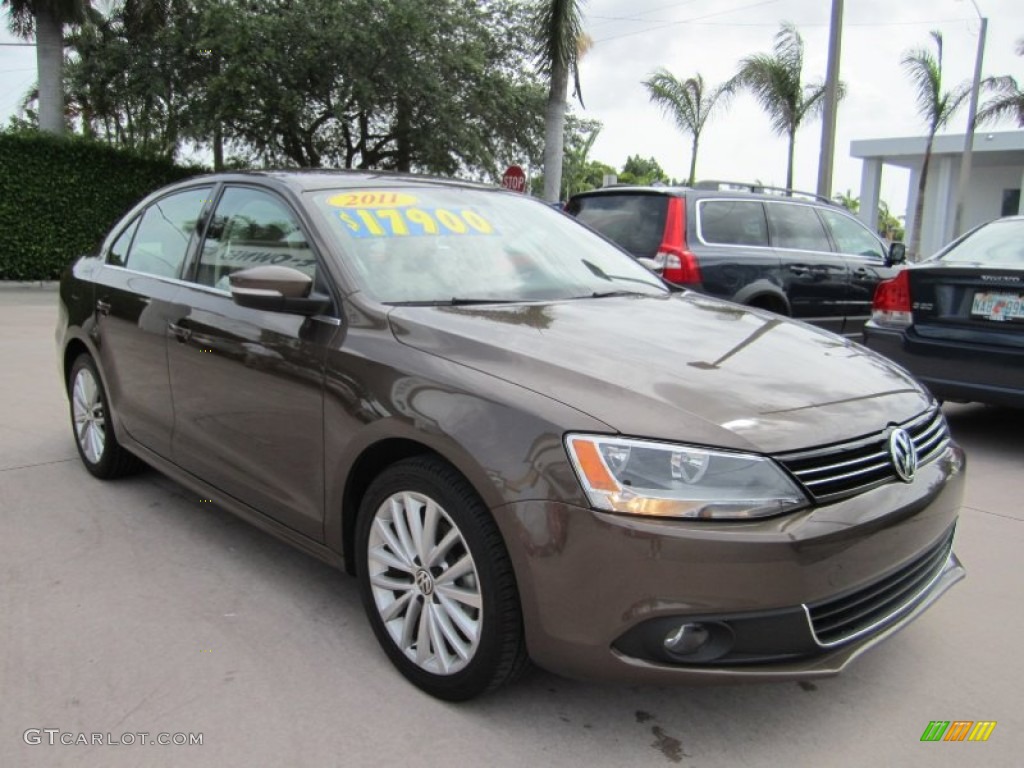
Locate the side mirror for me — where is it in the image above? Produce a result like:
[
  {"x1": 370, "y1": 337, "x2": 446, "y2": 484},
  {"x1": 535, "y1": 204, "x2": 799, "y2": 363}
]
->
[
  {"x1": 229, "y1": 265, "x2": 331, "y2": 315},
  {"x1": 887, "y1": 242, "x2": 907, "y2": 266}
]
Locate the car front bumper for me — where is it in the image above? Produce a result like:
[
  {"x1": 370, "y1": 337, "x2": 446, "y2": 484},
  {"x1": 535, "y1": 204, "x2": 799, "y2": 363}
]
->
[
  {"x1": 863, "y1": 322, "x2": 1024, "y2": 408},
  {"x1": 493, "y1": 443, "x2": 966, "y2": 684}
]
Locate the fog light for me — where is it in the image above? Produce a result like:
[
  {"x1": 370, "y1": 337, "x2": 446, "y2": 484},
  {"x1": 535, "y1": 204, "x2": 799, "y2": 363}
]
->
[{"x1": 663, "y1": 623, "x2": 711, "y2": 655}]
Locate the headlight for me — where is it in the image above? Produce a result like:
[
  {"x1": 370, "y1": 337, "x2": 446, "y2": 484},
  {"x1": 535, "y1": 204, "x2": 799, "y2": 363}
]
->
[{"x1": 565, "y1": 434, "x2": 808, "y2": 520}]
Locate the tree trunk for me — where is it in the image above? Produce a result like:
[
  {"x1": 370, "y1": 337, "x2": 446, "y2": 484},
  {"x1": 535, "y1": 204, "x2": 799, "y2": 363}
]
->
[
  {"x1": 542, "y1": 62, "x2": 570, "y2": 203},
  {"x1": 908, "y1": 133, "x2": 935, "y2": 261},
  {"x1": 688, "y1": 134, "x2": 699, "y2": 186},
  {"x1": 35, "y1": 7, "x2": 65, "y2": 135},
  {"x1": 213, "y1": 125, "x2": 224, "y2": 171},
  {"x1": 394, "y1": 100, "x2": 412, "y2": 173},
  {"x1": 785, "y1": 129, "x2": 796, "y2": 191}
]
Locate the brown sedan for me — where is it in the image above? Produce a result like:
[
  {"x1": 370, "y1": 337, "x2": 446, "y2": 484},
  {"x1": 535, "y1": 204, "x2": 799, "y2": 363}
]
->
[{"x1": 57, "y1": 171, "x2": 965, "y2": 700}]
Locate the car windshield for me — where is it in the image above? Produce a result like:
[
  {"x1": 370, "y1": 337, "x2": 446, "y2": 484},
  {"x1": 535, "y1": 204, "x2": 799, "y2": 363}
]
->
[
  {"x1": 308, "y1": 187, "x2": 668, "y2": 303},
  {"x1": 937, "y1": 218, "x2": 1024, "y2": 267}
]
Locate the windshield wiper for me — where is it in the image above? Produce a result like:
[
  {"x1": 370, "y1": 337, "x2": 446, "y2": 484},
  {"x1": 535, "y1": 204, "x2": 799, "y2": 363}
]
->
[
  {"x1": 582, "y1": 290, "x2": 655, "y2": 299},
  {"x1": 387, "y1": 298, "x2": 524, "y2": 307}
]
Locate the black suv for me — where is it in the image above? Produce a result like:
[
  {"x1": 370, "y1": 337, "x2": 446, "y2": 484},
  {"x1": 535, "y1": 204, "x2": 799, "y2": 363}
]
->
[{"x1": 566, "y1": 182, "x2": 906, "y2": 337}]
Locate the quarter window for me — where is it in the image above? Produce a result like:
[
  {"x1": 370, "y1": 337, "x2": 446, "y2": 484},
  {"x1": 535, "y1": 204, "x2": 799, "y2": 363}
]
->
[
  {"x1": 124, "y1": 188, "x2": 211, "y2": 278},
  {"x1": 819, "y1": 209, "x2": 886, "y2": 259},
  {"x1": 107, "y1": 218, "x2": 139, "y2": 267},
  {"x1": 698, "y1": 200, "x2": 769, "y2": 246},
  {"x1": 197, "y1": 187, "x2": 315, "y2": 290},
  {"x1": 765, "y1": 203, "x2": 832, "y2": 252}
]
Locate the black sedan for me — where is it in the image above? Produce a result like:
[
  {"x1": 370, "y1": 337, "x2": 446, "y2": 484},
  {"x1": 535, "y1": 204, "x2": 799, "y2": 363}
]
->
[{"x1": 864, "y1": 216, "x2": 1024, "y2": 408}]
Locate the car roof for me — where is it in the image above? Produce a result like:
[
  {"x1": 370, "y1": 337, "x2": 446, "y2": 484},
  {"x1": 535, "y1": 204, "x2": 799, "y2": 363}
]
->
[
  {"x1": 570, "y1": 185, "x2": 840, "y2": 207},
  {"x1": 173, "y1": 169, "x2": 498, "y2": 194}
]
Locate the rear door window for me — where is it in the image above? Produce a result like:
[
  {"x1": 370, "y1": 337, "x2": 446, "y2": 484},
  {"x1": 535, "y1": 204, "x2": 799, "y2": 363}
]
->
[
  {"x1": 765, "y1": 203, "x2": 832, "y2": 252},
  {"x1": 125, "y1": 188, "x2": 211, "y2": 278},
  {"x1": 697, "y1": 200, "x2": 769, "y2": 246},
  {"x1": 568, "y1": 194, "x2": 669, "y2": 257}
]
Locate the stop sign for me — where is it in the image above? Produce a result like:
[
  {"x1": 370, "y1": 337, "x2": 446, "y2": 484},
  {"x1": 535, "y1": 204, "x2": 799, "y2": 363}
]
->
[{"x1": 501, "y1": 165, "x2": 526, "y2": 193}]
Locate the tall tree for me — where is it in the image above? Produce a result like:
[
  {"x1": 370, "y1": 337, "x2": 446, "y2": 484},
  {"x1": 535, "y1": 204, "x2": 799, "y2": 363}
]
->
[
  {"x1": 976, "y1": 38, "x2": 1024, "y2": 128},
  {"x1": 61, "y1": 0, "x2": 545, "y2": 174},
  {"x1": 532, "y1": 0, "x2": 587, "y2": 203},
  {"x1": 3, "y1": 0, "x2": 90, "y2": 134},
  {"x1": 901, "y1": 31, "x2": 971, "y2": 259},
  {"x1": 560, "y1": 115, "x2": 600, "y2": 199},
  {"x1": 643, "y1": 69, "x2": 731, "y2": 186},
  {"x1": 733, "y1": 22, "x2": 832, "y2": 190}
]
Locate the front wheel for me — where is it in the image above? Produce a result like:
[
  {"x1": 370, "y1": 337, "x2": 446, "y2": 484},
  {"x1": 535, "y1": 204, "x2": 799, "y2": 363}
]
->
[{"x1": 355, "y1": 456, "x2": 527, "y2": 700}]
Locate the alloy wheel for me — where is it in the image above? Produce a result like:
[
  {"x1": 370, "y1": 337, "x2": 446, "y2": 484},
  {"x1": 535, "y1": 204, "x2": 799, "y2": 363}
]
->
[
  {"x1": 72, "y1": 367, "x2": 106, "y2": 464},
  {"x1": 366, "y1": 491, "x2": 483, "y2": 675}
]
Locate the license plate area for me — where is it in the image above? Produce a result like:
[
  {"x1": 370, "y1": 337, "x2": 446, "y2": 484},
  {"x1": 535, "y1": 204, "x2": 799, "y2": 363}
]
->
[{"x1": 971, "y1": 291, "x2": 1024, "y2": 322}]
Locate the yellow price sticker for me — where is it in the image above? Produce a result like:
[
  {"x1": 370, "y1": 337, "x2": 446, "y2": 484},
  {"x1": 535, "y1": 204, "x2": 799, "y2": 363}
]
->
[
  {"x1": 327, "y1": 191, "x2": 419, "y2": 208},
  {"x1": 336, "y1": 207, "x2": 496, "y2": 238}
]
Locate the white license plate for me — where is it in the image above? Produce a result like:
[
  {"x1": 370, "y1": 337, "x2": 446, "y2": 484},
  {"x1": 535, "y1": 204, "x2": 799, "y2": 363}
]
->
[{"x1": 971, "y1": 292, "x2": 1024, "y2": 321}]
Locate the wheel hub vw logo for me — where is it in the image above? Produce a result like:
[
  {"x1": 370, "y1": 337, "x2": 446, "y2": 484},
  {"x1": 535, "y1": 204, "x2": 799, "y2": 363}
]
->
[
  {"x1": 888, "y1": 428, "x2": 918, "y2": 483},
  {"x1": 415, "y1": 569, "x2": 434, "y2": 596}
]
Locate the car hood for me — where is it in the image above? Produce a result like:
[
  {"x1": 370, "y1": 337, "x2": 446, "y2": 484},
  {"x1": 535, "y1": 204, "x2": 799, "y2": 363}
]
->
[{"x1": 388, "y1": 293, "x2": 931, "y2": 453}]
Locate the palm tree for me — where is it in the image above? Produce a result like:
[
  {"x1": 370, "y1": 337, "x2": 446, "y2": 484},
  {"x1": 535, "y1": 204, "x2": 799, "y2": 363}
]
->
[
  {"x1": 901, "y1": 31, "x2": 971, "y2": 259},
  {"x1": 532, "y1": 0, "x2": 587, "y2": 203},
  {"x1": 976, "y1": 38, "x2": 1024, "y2": 128},
  {"x1": 3, "y1": 0, "x2": 90, "y2": 134},
  {"x1": 643, "y1": 69, "x2": 732, "y2": 186},
  {"x1": 733, "y1": 22, "x2": 831, "y2": 190}
]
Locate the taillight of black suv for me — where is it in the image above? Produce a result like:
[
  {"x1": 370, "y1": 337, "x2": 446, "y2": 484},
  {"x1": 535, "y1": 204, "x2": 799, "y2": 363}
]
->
[{"x1": 653, "y1": 197, "x2": 702, "y2": 286}]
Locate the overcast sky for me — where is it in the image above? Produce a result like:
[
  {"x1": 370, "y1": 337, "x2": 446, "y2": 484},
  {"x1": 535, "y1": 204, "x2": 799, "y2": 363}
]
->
[
  {"x1": 580, "y1": 0, "x2": 1023, "y2": 215},
  {"x1": 1, "y1": 0, "x2": 1022, "y2": 216}
]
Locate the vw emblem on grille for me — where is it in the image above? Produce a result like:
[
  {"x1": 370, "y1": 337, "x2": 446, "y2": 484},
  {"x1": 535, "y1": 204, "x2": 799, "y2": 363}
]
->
[{"x1": 888, "y1": 428, "x2": 918, "y2": 483}]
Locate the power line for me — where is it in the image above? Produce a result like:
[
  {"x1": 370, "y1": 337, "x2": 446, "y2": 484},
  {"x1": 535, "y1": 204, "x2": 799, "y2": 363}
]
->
[
  {"x1": 680, "y1": 17, "x2": 980, "y2": 28},
  {"x1": 0, "y1": 42, "x2": 36, "y2": 47},
  {"x1": 588, "y1": 0, "x2": 704, "y2": 28},
  {"x1": 593, "y1": 0, "x2": 783, "y2": 43}
]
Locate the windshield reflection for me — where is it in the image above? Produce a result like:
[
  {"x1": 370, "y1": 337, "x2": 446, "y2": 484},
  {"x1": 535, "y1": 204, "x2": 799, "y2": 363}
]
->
[{"x1": 308, "y1": 188, "x2": 668, "y2": 304}]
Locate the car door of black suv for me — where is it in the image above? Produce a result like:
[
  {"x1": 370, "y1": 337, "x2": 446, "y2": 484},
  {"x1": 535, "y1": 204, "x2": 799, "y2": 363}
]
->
[
  {"x1": 765, "y1": 201, "x2": 851, "y2": 336},
  {"x1": 817, "y1": 207, "x2": 897, "y2": 336}
]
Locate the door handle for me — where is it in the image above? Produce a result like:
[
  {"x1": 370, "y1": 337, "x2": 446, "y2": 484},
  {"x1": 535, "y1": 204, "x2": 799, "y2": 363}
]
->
[
  {"x1": 788, "y1": 265, "x2": 810, "y2": 276},
  {"x1": 96, "y1": 299, "x2": 111, "y2": 316},
  {"x1": 168, "y1": 322, "x2": 192, "y2": 343}
]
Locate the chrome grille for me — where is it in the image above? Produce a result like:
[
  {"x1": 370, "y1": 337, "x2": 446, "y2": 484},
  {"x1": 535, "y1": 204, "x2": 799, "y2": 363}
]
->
[
  {"x1": 805, "y1": 527, "x2": 955, "y2": 646},
  {"x1": 776, "y1": 408, "x2": 950, "y2": 502}
]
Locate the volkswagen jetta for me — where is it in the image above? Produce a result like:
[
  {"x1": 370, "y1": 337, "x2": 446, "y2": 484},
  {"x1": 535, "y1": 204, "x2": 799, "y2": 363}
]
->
[{"x1": 57, "y1": 171, "x2": 965, "y2": 700}]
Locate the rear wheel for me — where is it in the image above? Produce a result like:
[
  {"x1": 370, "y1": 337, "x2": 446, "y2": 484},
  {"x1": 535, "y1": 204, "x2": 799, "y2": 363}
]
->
[
  {"x1": 355, "y1": 456, "x2": 527, "y2": 700},
  {"x1": 68, "y1": 355, "x2": 144, "y2": 479}
]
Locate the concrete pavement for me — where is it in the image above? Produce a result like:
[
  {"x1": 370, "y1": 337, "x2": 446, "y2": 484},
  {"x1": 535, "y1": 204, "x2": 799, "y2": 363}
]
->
[{"x1": 1, "y1": 286, "x2": 1021, "y2": 767}]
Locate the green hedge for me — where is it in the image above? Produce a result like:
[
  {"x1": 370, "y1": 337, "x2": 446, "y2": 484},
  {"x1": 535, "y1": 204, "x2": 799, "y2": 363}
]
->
[{"x1": 0, "y1": 131, "x2": 206, "y2": 280}]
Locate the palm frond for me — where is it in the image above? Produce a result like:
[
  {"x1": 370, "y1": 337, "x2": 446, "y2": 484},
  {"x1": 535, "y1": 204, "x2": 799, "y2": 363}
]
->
[
  {"x1": 976, "y1": 75, "x2": 1024, "y2": 127},
  {"x1": 644, "y1": 68, "x2": 732, "y2": 138},
  {"x1": 901, "y1": 46, "x2": 943, "y2": 129}
]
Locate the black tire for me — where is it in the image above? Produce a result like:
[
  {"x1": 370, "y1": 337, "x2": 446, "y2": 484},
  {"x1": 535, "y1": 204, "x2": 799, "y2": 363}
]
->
[
  {"x1": 67, "y1": 354, "x2": 144, "y2": 479},
  {"x1": 355, "y1": 456, "x2": 528, "y2": 701}
]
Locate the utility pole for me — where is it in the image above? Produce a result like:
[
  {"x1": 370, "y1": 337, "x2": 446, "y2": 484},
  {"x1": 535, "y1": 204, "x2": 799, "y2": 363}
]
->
[
  {"x1": 816, "y1": 0, "x2": 844, "y2": 200},
  {"x1": 952, "y1": 5, "x2": 987, "y2": 238}
]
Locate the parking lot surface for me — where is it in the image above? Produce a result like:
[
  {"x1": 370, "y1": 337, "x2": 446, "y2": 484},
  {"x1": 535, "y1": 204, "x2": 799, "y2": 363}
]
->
[{"x1": 2, "y1": 285, "x2": 1021, "y2": 767}]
